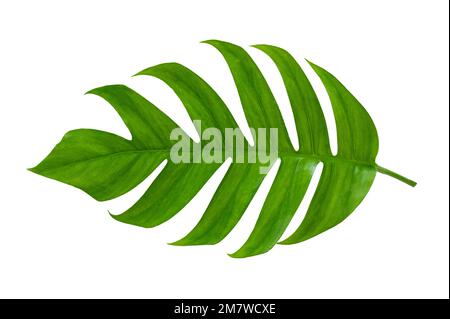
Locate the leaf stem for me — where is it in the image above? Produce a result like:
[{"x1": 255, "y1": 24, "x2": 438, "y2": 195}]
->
[{"x1": 375, "y1": 165, "x2": 417, "y2": 187}]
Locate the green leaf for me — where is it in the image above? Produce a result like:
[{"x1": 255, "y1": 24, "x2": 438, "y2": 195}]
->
[
  {"x1": 203, "y1": 40, "x2": 292, "y2": 150},
  {"x1": 252, "y1": 45, "x2": 331, "y2": 156},
  {"x1": 31, "y1": 40, "x2": 416, "y2": 258},
  {"x1": 29, "y1": 129, "x2": 166, "y2": 201},
  {"x1": 230, "y1": 158, "x2": 318, "y2": 258},
  {"x1": 172, "y1": 162, "x2": 268, "y2": 246},
  {"x1": 136, "y1": 62, "x2": 238, "y2": 132}
]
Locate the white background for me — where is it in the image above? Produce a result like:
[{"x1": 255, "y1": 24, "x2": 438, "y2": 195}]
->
[{"x1": 0, "y1": 0, "x2": 448, "y2": 299}]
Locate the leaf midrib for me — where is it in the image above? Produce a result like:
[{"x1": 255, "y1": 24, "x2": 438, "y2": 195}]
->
[
  {"x1": 39, "y1": 147, "x2": 381, "y2": 174},
  {"x1": 39, "y1": 147, "x2": 415, "y2": 187}
]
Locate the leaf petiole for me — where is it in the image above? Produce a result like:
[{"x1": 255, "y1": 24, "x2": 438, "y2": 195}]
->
[{"x1": 375, "y1": 164, "x2": 417, "y2": 187}]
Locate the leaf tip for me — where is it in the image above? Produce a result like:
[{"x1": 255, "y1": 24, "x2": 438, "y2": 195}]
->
[
  {"x1": 109, "y1": 210, "x2": 123, "y2": 222},
  {"x1": 227, "y1": 251, "x2": 258, "y2": 259},
  {"x1": 227, "y1": 249, "x2": 256, "y2": 259},
  {"x1": 200, "y1": 39, "x2": 224, "y2": 47},
  {"x1": 250, "y1": 44, "x2": 270, "y2": 50},
  {"x1": 28, "y1": 163, "x2": 47, "y2": 175},
  {"x1": 109, "y1": 211, "x2": 135, "y2": 224},
  {"x1": 277, "y1": 239, "x2": 290, "y2": 245},
  {"x1": 250, "y1": 44, "x2": 270, "y2": 53},
  {"x1": 132, "y1": 69, "x2": 148, "y2": 77},
  {"x1": 167, "y1": 239, "x2": 184, "y2": 246},
  {"x1": 84, "y1": 85, "x2": 129, "y2": 97},
  {"x1": 227, "y1": 252, "x2": 240, "y2": 258},
  {"x1": 305, "y1": 58, "x2": 316, "y2": 67},
  {"x1": 84, "y1": 88, "x2": 96, "y2": 96},
  {"x1": 27, "y1": 166, "x2": 38, "y2": 174},
  {"x1": 277, "y1": 237, "x2": 298, "y2": 245}
]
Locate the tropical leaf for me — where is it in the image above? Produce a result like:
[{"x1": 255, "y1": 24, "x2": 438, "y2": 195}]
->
[{"x1": 30, "y1": 40, "x2": 416, "y2": 258}]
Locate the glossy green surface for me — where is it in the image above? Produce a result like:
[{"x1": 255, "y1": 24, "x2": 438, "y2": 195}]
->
[{"x1": 31, "y1": 40, "x2": 416, "y2": 258}]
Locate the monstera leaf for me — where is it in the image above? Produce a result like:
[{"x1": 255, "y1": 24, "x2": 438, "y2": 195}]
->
[{"x1": 30, "y1": 40, "x2": 416, "y2": 258}]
